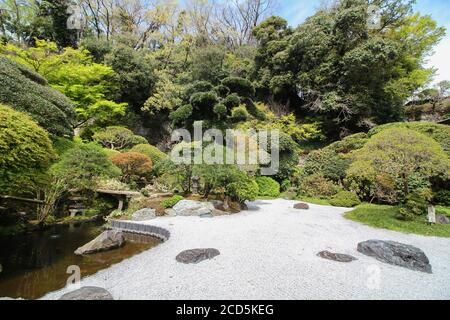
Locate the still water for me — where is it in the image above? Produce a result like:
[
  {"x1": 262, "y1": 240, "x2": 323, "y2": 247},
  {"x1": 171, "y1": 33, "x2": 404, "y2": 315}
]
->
[{"x1": 0, "y1": 221, "x2": 162, "y2": 299}]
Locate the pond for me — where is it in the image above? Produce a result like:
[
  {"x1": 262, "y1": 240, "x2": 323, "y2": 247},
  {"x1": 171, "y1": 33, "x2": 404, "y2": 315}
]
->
[{"x1": 0, "y1": 221, "x2": 162, "y2": 299}]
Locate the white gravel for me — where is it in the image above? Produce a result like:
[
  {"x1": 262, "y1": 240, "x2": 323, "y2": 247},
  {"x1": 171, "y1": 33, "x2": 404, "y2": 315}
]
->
[{"x1": 42, "y1": 199, "x2": 450, "y2": 300}]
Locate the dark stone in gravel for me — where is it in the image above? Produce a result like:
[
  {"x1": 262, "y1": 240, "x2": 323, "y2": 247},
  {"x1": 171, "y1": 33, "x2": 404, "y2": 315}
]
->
[
  {"x1": 294, "y1": 203, "x2": 309, "y2": 210},
  {"x1": 357, "y1": 240, "x2": 432, "y2": 274},
  {"x1": 59, "y1": 286, "x2": 113, "y2": 300},
  {"x1": 176, "y1": 248, "x2": 220, "y2": 264},
  {"x1": 317, "y1": 251, "x2": 357, "y2": 263}
]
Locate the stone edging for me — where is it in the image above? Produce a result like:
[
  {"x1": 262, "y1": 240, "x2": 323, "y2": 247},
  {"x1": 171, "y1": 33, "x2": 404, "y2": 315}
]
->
[{"x1": 110, "y1": 220, "x2": 170, "y2": 242}]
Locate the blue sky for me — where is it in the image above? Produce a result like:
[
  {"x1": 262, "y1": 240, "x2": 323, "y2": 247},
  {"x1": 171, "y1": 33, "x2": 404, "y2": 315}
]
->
[{"x1": 276, "y1": 0, "x2": 450, "y2": 84}]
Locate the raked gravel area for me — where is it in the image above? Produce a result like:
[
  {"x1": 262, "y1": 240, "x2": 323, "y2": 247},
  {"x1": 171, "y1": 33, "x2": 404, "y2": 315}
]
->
[{"x1": 42, "y1": 199, "x2": 450, "y2": 300}]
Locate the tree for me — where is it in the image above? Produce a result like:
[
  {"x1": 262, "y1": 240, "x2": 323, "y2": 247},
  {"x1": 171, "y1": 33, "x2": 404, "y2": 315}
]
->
[
  {"x1": 111, "y1": 152, "x2": 153, "y2": 185},
  {"x1": 0, "y1": 104, "x2": 56, "y2": 196},
  {"x1": 347, "y1": 128, "x2": 450, "y2": 203},
  {"x1": 93, "y1": 126, "x2": 148, "y2": 150}
]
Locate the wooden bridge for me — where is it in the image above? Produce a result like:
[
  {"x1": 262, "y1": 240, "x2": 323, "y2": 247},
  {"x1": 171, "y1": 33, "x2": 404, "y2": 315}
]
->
[{"x1": 95, "y1": 189, "x2": 141, "y2": 211}]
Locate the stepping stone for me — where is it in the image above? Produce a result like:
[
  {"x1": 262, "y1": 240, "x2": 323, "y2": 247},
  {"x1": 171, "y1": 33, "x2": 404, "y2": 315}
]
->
[
  {"x1": 357, "y1": 240, "x2": 432, "y2": 274},
  {"x1": 317, "y1": 251, "x2": 357, "y2": 263},
  {"x1": 59, "y1": 286, "x2": 113, "y2": 300},
  {"x1": 176, "y1": 248, "x2": 220, "y2": 264},
  {"x1": 294, "y1": 203, "x2": 309, "y2": 210}
]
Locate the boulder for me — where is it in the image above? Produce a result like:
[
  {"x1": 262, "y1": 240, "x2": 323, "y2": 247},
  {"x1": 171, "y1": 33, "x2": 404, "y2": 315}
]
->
[
  {"x1": 294, "y1": 203, "x2": 309, "y2": 210},
  {"x1": 132, "y1": 208, "x2": 156, "y2": 221},
  {"x1": 317, "y1": 251, "x2": 357, "y2": 263},
  {"x1": 357, "y1": 240, "x2": 432, "y2": 274},
  {"x1": 176, "y1": 248, "x2": 220, "y2": 264},
  {"x1": 75, "y1": 230, "x2": 125, "y2": 255},
  {"x1": 172, "y1": 200, "x2": 215, "y2": 216},
  {"x1": 59, "y1": 287, "x2": 113, "y2": 300},
  {"x1": 436, "y1": 214, "x2": 450, "y2": 225}
]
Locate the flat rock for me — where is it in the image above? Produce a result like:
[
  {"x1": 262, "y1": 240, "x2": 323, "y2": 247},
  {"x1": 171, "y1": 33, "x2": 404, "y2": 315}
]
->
[
  {"x1": 172, "y1": 200, "x2": 215, "y2": 216},
  {"x1": 75, "y1": 230, "x2": 125, "y2": 255},
  {"x1": 58, "y1": 286, "x2": 113, "y2": 300},
  {"x1": 436, "y1": 214, "x2": 450, "y2": 225},
  {"x1": 132, "y1": 208, "x2": 156, "y2": 221},
  {"x1": 176, "y1": 248, "x2": 220, "y2": 264},
  {"x1": 294, "y1": 203, "x2": 309, "y2": 210},
  {"x1": 317, "y1": 251, "x2": 357, "y2": 263},
  {"x1": 357, "y1": 240, "x2": 432, "y2": 273}
]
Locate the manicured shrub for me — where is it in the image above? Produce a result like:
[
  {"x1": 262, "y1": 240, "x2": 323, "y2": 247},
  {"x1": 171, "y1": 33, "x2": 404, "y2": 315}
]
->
[
  {"x1": 230, "y1": 105, "x2": 249, "y2": 122},
  {"x1": 130, "y1": 144, "x2": 167, "y2": 166},
  {"x1": 190, "y1": 91, "x2": 219, "y2": 116},
  {"x1": 51, "y1": 142, "x2": 121, "y2": 190},
  {"x1": 256, "y1": 177, "x2": 281, "y2": 197},
  {"x1": 0, "y1": 104, "x2": 56, "y2": 195},
  {"x1": 348, "y1": 128, "x2": 450, "y2": 204},
  {"x1": 93, "y1": 126, "x2": 147, "y2": 150},
  {"x1": 299, "y1": 174, "x2": 341, "y2": 198},
  {"x1": 330, "y1": 191, "x2": 361, "y2": 207},
  {"x1": 243, "y1": 99, "x2": 267, "y2": 120},
  {"x1": 111, "y1": 152, "x2": 153, "y2": 185},
  {"x1": 169, "y1": 104, "x2": 193, "y2": 124},
  {"x1": 280, "y1": 179, "x2": 292, "y2": 192},
  {"x1": 162, "y1": 195, "x2": 184, "y2": 208},
  {"x1": 226, "y1": 177, "x2": 259, "y2": 203},
  {"x1": 222, "y1": 93, "x2": 241, "y2": 109},
  {"x1": 221, "y1": 77, "x2": 255, "y2": 98},
  {"x1": 0, "y1": 56, "x2": 75, "y2": 136},
  {"x1": 324, "y1": 133, "x2": 369, "y2": 155},
  {"x1": 398, "y1": 189, "x2": 432, "y2": 221},
  {"x1": 214, "y1": 84, "x2": 230, "y2": 97},
  {"x1": 213, "y1": 103, "x2": 228, "y2": 118}
]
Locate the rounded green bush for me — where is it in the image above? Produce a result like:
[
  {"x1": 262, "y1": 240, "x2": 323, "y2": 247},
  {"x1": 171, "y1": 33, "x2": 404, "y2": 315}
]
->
[
  {"x1": 256, "y1": 176, "x2": 281, "y2": 197},
  {"x1": 169, "y1": 104, "x2": 193, "y2": 124},
  {"x1": 226, "y1": 177, "x2": 259, "y2": 203},
  {"x1": 230, "y1": 106, "x2": 249, "y2": 122},
  {"x1": 221, "y1": 77, "x2": 255, "y2": 98},
  {"x1": 0, "y1": 104, "x2": 56, "y2": 195},
  {"x1": 223, "y1": 93, "x2": 241, "y2": 109},
  {"x1": 162, "y1": 195, "x2": 184, "y2": 208},
  {"x1": 213, "y1": 103, "x2": 228, "y2": 118},
  {"x1": 330, "y1": 191, "x2": 361, "y2": 208},
  {"x1": 299, "y1": 174, "x2": 341, "y2": 198},
  {"x1": 130, "y1": 144, "x2": 167, "y2": 165}
]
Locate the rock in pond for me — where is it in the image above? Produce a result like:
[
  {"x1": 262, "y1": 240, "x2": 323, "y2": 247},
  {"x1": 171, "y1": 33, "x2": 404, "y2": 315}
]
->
[
  {"x1": 132, "y1": 208, "x2": 156, "y2": 221},
  {"x1": 172, "y1": 200, "x2": 215, "y2": 216},
  {"x1": 74, "y1": 230, "x2": 125, "y2": 256},
  {"x1": 357, "y1": 240, "x2": 432, "y2": 274},
  {"x1": 436, "y1": 214, "x2": 450, "y2": 225},
  {"x1": 59, "y1": 287, "x2": 113, "y2": 300},
  {"x1": 176, "y1": 248, "x2": 220, "y2": 264},
  {"x1": 317, "y1": 251, "x2": 357, "y2": 263},
  {"x1": 294, "y1": 203, "x2": 309, "y2": 210}
]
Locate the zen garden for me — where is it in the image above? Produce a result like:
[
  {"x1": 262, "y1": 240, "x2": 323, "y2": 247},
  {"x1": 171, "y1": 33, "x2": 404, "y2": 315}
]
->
[{"x1": 0, "y1": 0, "x2": 449, "y2": 301}]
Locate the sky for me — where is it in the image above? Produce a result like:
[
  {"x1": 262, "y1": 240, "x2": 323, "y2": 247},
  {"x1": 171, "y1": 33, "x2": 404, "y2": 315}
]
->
[{"x1": 276, "y1": 0, "x2": 450, "y2": 85}]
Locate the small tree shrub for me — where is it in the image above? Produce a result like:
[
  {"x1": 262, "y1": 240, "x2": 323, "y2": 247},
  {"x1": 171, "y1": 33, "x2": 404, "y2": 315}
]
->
[
  {"x1": 162, "y1": 195, "x2": 184, "y2": 208},
  {"x1": 230, "y1": 105, "x2": 249, "y2": 122},
  {"x1": 221, "y1": 77, "x2": 255, "y2": 98},
  {"x1": 93, "y1": 126, "x2": 148, "y2": 150},
  {"x1": 304, "y1": 148, "x2": 350, "y2": 182},
  {"x1": 256, "y1": 177, "x2": 281, "y2": 197},
  {"x1": 223, "y1": 93, "x2": 241, "y2": 109},
  {"x1": 226, "y1": 177, "x2": 259, "y2": 203},
  {"x1": 398, "y1": 189, "x2": 433, "y2": 221},
  {"x1": 111, "y1": 152, "x2": 153, "y2": 185},
  {"x1": 0, "y1": 104, "x2": 56, "y2": 196},
  {"x1": 299, "y1": 174, "x2": 341, "y2": 198},
  {"x1": 330, "y1": 191, "x2": 361, "y2": 208},
  {"x1": 213, "y1": 103, "x2": 228, "y2": 118},
  {"x1": 281, "y1": 179, "x2": 292, "y2": 192},
  {"x1": 434, "y1": 190, "x2": 450, "y2": 206},
  {"x1": 169, "y1": 104, "x2": 193, "y2": 124},
  {"x1": 130, "y1": 144, "x2": 167, "y2": 166}
]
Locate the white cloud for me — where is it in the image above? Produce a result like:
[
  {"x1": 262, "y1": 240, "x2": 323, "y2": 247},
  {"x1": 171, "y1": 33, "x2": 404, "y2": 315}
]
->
[{"x1": 426, "y1": 31, "x2": 450, "y2": 84}]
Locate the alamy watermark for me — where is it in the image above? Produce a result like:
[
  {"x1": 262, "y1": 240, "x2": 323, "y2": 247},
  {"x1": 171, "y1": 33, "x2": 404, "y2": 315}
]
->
[
  {"x1": 67, "y1": 1, "x2": 86, "y2": 30},
  {"x1": 367, "y1": 5, "x2": 381, "y2": 30},
  {"x1": 170, "y1": 122, "x2": 280, "y2": 176}
]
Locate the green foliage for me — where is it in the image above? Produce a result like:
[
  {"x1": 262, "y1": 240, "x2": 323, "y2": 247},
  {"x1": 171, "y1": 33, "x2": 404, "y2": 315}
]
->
[
  {"x1": 226, "y1": 176, "x2": 259, "y2": 203},
  {"x1": 193, "y1": 163, "x2": 246, "y2": 196},
  {"x1": 51, "y1": 142, "x2": 120, "y2": 191},
  {"x1": 0, "y1": 104, "x2": 56, "y2": 195},
  {"x1": 368, "y1": 122, "x2": 450, "y2": 156},
  {"x1": 399, "y1": 189, "x2": 432, "y2": 221},
  {"x1": 213, "y1": 103, "x2": 227, "y2": 119},
  {"x1": 169, "y1": 104, "x2": 193, "y2": 124},
  {"x1": 92, "y1": 126, "x2": 148, "y2": 150},
  {"x1": 325, "y1": 133, "x2": 369, "y2": 155},
  {"x1": 0, "y1": 56, "x2": 75, "y2": 136},
  {"x1": 256, "y1": 176, "x2": 281, "y2": 198},
  {"x1": 221, "y1": 77, "x2": 255, "y2": 98},
  {"x1": 299, "y1": 174, "x2": 341, "y2": 199},
  {"x1": 190, "y1": 91, "x2": 219, "y2": 117},
  {"x1": 434, "y1": 190, "x2": 450, "y2": 206},
  {"x1": 162, "y1": 195, "x2": 184, "y2": 209},
  {"x1": 130, "y1": 144, "x2": 167, "y2": 166},
  {"x1": 190, "y1": 46, "x2": 226, "y2": 84},
  {"x1": 230, "y1": 105, "x2": 249, "y2": 122},
  {"x1": 330, "y1": 191, "x2": 361, "y2": 208},
  {"x1": 304, "y1": 148, "x2": 350, "y2": 182},
  {"x1": 347, "y1": 128, "x2": 450, "y2": 203},
  {"x1": 280, "y1": 179, "x2": 292, "y2": 192},
  {"x1": 223, "y1": 93, "x2": 241, "y2": 109}
]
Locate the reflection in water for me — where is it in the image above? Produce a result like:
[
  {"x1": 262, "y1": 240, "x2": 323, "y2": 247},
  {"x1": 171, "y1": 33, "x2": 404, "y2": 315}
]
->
[{"x1": 0, "y1": 222, "x2": 161, "y2": 299}]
